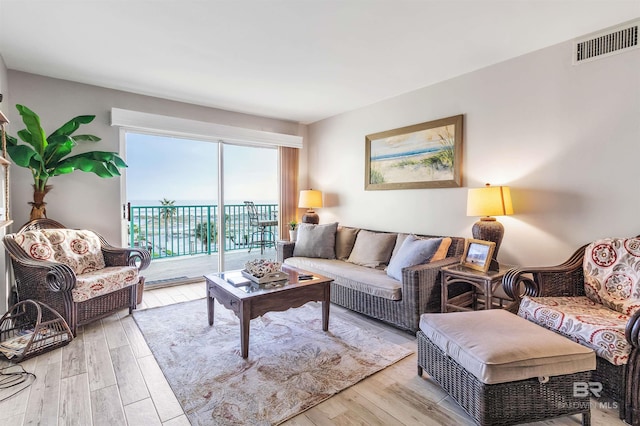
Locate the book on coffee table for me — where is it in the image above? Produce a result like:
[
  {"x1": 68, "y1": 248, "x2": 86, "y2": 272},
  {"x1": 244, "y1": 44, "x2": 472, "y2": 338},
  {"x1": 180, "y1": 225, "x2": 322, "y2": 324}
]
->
[{"x1": 223, "y1": 272, "x2": 251, "y2": 287}]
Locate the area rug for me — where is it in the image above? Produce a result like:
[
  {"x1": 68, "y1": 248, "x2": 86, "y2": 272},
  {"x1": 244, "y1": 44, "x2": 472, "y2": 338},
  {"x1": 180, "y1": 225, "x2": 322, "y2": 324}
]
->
[{"x1": 133, "y1": 299, "x2": 412, "y2": 425}]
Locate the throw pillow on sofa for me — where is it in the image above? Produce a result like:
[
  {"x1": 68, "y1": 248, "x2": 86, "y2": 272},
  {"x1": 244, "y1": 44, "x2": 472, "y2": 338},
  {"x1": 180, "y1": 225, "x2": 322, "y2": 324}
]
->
[
  {"x1": 431, "y1": 237, "x2": 452, "y2": 261},
  {"x1": 386, "y1": 235, "x2": 443, "y2": 280},
  {"x1": 391, "y1": 233, "x2": 452, "y2": 263},
  {"x1": 293, "y1": 222, "x2": 338, "y2": 259},
  {"x1": 335, "y1": 226, "x2": 359, "y2": 260},
  {"x1": 347, "y1": 230, "x2": 397, "y2": 268}
]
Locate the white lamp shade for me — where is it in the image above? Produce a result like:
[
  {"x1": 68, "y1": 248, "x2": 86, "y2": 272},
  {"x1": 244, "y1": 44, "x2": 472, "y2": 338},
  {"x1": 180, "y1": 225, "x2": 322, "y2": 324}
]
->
[
  {"x1": 298, "y1": 190, "x2": 323, "y2": 209},
  {"x1": 467, "y1": 185, "x2": 513, "y2": 217}
]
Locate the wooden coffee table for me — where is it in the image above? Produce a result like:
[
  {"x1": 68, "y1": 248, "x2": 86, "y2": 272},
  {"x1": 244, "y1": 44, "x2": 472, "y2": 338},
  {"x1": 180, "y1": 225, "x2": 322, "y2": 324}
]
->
[{"x1": 205, "y1": 265, "x2": 333, "y2": 358}]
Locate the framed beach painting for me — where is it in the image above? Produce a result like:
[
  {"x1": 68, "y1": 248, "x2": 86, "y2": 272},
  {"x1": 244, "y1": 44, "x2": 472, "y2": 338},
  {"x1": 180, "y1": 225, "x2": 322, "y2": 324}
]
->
[{"x1": 365, "y1": 114, "x2": 463, "y2": 190}]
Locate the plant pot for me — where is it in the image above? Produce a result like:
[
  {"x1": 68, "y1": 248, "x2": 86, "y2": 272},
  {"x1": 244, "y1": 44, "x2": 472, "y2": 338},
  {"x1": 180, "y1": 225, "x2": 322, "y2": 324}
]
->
[
  {"x1": 29, "y1": 184, "x2": 53, "y2": 221},
  {"x1": 289, "y1": 230, "x2": 297, "y2": 242}
]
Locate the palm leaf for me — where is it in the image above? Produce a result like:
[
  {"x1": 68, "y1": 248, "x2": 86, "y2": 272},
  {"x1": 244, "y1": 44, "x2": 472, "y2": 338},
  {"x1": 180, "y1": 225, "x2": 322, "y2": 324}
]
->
[
  {"x1": 105, "y1": 162, "x2": 122, "y2": 176},
  {"x1": 47, "y1": 134, "x2": 76, "y2": 145},
  {"x1": 54, "y1": 155, "x2": 123, "y2": 178},
  {"x1": 72, "y1": 134, "x2": 101, "y2": 142},
  {"x1": 16, "y1": 104, "x2": 48, "y2": 154},
  {"x1": 52, "y1": 164, "x2": 75, "y2": 175},
  {"x1": 17, "y1": 129, "x2": 34, "y2": 145},
  {"x1": 7, "y1": 144, "x2": 38, "y2": 167},
  {"x1": 64, "y1": 151, "x2": 127, "y2": 168},
  {"x1": 44, "y1": 138, "x2": 75, "y2": 166},
  {"x1": 4, "y1": 134, "x2": 17, "y2": 147},
  {"x1": 49, "y1": 115, "x2": 95, "y2": 138}
]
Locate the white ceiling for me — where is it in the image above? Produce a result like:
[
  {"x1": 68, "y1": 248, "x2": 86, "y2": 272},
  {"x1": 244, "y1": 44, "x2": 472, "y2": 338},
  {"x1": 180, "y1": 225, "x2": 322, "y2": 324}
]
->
[{"x1": 0, "y1": 1, "x2": 638, "y2": 124}]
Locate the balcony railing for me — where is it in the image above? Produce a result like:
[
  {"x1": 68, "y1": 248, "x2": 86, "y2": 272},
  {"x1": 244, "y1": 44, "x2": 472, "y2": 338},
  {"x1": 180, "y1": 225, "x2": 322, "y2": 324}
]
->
[{"x1": 129, "y1": 203, "x2": 278, "y2": 259}]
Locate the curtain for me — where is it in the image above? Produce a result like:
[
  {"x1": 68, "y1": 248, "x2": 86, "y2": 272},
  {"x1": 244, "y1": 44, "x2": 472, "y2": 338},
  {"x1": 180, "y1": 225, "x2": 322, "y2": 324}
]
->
[{"x1": 278, "y1": 147, "x2": 299, "y2": 240}]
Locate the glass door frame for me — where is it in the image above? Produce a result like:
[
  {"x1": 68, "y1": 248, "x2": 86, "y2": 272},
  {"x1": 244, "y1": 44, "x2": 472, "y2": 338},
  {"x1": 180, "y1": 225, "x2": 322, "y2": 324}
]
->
[{"x1": 120, "y1": 131, "x2": 280, "y2": 276}]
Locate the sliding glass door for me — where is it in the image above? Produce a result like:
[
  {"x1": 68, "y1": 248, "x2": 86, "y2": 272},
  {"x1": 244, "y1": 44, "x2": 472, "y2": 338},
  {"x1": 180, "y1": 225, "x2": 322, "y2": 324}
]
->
[
  {"x1": 222, "y1": 144, "x2": 278, "y2": 270},
  {"x1": 124, "y1": 132, "x2": 278, "y2": 286}
]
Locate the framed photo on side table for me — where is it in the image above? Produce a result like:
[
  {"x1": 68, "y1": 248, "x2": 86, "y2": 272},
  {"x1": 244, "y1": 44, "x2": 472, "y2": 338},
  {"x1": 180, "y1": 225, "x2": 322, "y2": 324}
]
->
[{"x1": 461, "y1": 239, "x2": 496, "y2": 272}]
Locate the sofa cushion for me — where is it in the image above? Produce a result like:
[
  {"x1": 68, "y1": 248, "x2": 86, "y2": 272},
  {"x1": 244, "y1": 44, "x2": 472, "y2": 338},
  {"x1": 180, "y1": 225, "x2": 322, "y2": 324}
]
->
[
  {"x1": 16, "y1": 229, "x2": 106, "y2": 275},
  {"x1": 347, "y1": 230, "x2": 397, "y2": 268},
  {"x1": 335, "y1": 226, "x2": 359, "y2": 260},
  {"x1": 73, "y1": 266, "x2": 139, "y2": 302},
  {"x1": 386, "y1": 235, "x2": 442, "y2": 280},
  {"x1": 391, "y1": 234, "x2": 451, "y2": 263},
  {"x1": 518, "y1": 295, "x2": 630, "y2": 366},
  {"x1": 293, "y1": 222, "x2": 338, "y2": 259},
  {"x1": 431, "y1": 237, "x2": 452, "y2": 262},
  {"x1": 583, "y1": 237, "x2": 640, "y2": 316},
  {"x1": 391, "y1": 233, "x2": 411, "y2": 259},
  {"x1": 420, "y1": 309, "x2": 595, "y2": 385},
  {"x1": 284, "y1": 257, "x2": 402, "y2": 300}
]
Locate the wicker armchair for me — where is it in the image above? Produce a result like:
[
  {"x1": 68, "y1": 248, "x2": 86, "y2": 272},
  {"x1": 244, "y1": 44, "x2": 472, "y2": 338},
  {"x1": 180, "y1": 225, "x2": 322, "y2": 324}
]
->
[
  {"x1": 502, "y1": 240, "x2": 640, "y2": 425},
  {"x1": 3, "y1": 219, "x2": 151, "y2": 335}
]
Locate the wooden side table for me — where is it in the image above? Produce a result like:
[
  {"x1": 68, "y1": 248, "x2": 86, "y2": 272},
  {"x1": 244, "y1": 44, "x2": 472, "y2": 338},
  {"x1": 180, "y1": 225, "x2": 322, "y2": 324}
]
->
[{"x1": 441, "y1": 264, "x2": 513, "y2": 312}]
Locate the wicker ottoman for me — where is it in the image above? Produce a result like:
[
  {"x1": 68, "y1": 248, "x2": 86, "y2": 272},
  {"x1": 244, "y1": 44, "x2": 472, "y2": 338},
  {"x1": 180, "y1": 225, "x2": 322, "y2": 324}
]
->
[{"x1": 417, "y1": 310, "x2": 595, "y2": 425}]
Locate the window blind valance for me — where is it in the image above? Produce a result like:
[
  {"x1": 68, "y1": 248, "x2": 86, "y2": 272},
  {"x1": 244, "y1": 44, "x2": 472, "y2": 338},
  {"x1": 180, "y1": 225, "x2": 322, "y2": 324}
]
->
[{"x1": 110, "y1": 108, "x2": 303, "y2": 149}]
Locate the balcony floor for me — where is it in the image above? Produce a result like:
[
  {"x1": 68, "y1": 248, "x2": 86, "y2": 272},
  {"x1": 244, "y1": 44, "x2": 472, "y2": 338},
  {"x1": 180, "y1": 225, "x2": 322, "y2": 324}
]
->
[{"x1": 144, "y1": 246, "x2": 279, "y2": 287}]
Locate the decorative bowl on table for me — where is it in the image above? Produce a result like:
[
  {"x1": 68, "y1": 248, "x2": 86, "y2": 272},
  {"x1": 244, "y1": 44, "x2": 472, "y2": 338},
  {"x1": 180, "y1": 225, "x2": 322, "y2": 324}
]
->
[{"x1": 242, "y1": 259, "x2": 288, "y2": 284}]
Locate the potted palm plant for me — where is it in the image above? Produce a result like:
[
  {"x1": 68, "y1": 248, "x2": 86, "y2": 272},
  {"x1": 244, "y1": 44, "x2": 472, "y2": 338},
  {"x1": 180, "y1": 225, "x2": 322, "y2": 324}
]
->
[
  {"x1": 4, "y1": 104, "x2": 127, "y2": 221},
  {"x1": 289, "y1": 220, "x2": 298, "y2": 242}
]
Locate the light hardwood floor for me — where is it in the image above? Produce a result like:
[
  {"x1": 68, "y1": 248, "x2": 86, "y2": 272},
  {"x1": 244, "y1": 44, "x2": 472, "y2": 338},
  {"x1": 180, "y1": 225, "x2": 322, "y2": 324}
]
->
[{"x1": 0, "y1": 282, "x2": 626, "y2": 425}]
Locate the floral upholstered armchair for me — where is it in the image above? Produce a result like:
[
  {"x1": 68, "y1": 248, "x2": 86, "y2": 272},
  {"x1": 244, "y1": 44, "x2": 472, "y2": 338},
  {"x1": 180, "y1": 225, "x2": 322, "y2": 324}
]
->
[
  {"x1": 502, "y1": 237, "x2": 640, "y2": 425},
  {"x1": 3, "y1": 219, "x2": 151, "y2": 335}
]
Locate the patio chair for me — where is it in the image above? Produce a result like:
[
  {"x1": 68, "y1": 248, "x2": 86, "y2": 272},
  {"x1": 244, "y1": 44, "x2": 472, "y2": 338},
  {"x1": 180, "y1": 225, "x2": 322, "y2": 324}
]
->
[
  {"x1": 3, "y1": 218, "x2": 151, "y2": 335},
  {"x1": 244, "y1": 201, "x2": 278, "y2": 254},
  {"x1": 502, "y1": 237, "x2": 640, "y2": 425}
]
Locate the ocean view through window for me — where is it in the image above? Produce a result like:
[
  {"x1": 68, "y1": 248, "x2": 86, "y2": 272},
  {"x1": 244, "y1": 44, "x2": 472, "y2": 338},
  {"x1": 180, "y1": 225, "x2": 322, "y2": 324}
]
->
[{"x1": 125, "y1": 132, "x2": 278, "y2": 283}]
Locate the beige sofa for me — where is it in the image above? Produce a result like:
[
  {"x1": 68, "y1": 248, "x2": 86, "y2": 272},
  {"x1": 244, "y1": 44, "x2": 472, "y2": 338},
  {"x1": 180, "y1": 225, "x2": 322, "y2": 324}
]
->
[{"x1": 277, "y1": 223, "x2": 465, "y2": 332}]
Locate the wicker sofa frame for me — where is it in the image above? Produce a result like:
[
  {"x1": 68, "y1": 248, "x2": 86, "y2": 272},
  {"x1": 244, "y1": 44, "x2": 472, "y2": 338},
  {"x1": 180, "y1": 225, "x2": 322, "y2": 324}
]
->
[
  {"x1": 502, "y1": 244, "x2": 640, "y2": 425},
  {"x1": 3, "y1": 219, "x2": 151, "y2": 336},
  {"x1": 278, "y1": 230, "x2": 466, "y2": 332}
]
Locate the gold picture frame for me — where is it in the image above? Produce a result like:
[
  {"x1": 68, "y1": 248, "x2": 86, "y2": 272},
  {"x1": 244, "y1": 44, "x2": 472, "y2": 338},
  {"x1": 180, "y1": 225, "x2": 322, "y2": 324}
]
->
[
  {"x1": 461, "y1": 239, "x2": 496, "y2": 272},
  {"x1": 365, "y1": 114, "x2": 463, "y2": 190}
]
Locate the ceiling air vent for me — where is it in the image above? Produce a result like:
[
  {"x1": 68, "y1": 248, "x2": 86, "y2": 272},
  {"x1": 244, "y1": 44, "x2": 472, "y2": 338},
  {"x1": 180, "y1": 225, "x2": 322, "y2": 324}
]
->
[{"x1": 573, "y1": 20, "x2": 639, "y2": 64}]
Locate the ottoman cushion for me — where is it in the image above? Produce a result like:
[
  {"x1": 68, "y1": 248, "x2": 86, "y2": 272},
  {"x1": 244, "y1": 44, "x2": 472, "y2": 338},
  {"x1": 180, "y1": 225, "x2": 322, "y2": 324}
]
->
[{"x1": 419, "y1": 310, "x2": 595, "y2": 384}]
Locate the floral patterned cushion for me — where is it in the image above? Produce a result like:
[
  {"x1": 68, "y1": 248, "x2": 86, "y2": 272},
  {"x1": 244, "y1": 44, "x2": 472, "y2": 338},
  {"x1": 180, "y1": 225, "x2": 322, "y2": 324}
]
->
[
  {"x1": 583, "y1": 237, "x2": 640, "y2": 316},
  {"x1": 518, "y1": 295, "x2": 630, "y2": 366},
  {"x1": 73, "y1": 266, "x2": 139, "y2": 302},
  {"x1": 16, "y1": 229, "x2": 106, "y2": 275}
]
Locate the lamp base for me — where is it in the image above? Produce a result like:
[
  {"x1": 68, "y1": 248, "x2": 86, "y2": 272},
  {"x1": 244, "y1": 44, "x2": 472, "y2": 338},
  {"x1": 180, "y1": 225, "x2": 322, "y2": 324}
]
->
[
  {"x1": 488, "y1": 258, "x2": 500, "y2": 272},
  {"x1": 472, "y1": 217, "x2": 504, "y2": 271},
  {"x1": 301, "y1": 210, "x2": 319, "y2": 224}
]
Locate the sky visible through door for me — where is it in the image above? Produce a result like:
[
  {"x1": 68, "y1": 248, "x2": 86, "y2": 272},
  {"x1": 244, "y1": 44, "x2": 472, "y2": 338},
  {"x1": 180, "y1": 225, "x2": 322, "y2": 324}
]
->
[{"x1": 126, "y1": 132, "x2": 278, "y2": 206}]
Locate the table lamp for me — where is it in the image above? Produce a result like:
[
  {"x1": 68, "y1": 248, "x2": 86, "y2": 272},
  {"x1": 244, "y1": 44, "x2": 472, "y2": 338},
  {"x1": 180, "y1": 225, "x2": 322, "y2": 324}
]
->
[
  {"x1": 466, "y1": 183, "x2": 513, "y2": 271},
  {"x1": 298, "y1": 189, "x2": 323, "y2": 224}
]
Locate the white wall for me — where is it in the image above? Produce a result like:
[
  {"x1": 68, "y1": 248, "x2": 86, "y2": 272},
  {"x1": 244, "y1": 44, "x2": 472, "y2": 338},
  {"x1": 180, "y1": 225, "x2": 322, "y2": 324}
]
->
[
  {"x1": 307, "y1": 39, "x2": 640, "y2": 266},
  {"x1": 5, "y1": 71, "x2": 303, "y2": 243}
]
